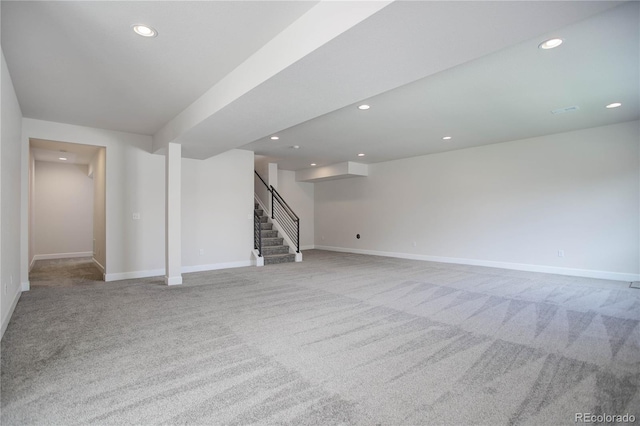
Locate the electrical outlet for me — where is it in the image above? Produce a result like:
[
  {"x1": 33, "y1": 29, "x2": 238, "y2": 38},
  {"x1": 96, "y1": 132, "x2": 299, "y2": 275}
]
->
[
  {"x1": 558, "y1": 250, "x2": 565, "y2": 258},
  {"x1": 199, "y1": 249, "x2": 204, "y2": 256},
  {"x1": 412, "y1": 241, "x2": 417, "y2": 247},
  {"x1": 133, "y1": 212, "x2": 141, "y2": 220}
]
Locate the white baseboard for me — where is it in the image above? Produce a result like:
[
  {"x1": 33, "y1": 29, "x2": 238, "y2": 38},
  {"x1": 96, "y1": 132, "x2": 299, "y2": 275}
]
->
[
  {"x1": 1, "y1": 283, "x2": 22, "y2": 340},
  {"x1": 181, "y1": 260, "x2": 252, "y2": 274},
  {"x1": 29, "y1": 256, "x2": 36, "y2": 272},
  {"x1": 33, "y1": 252, "x2": 93, "y2": 261},
  {"x1": 21, "y1": 281, "x2": 30, "y2": 292},
  {"x1": 300, "y1": 245, "x2": 315, "y2": 250},
  {"x1": 104, "y1": 268, "x2": 165, "y2": 282},
  {"x1": 165, "y1": 276, "x2": 183, "y2": 286},
  {"x1": 314, "y1": 245, "x2": 639, "y2": 282},
  {"x1": 92, "y1": 257, "x2": 105, "y2": 273},
  {"x1": 104, "y1": 260, "x2": 254, "y2": 282}
]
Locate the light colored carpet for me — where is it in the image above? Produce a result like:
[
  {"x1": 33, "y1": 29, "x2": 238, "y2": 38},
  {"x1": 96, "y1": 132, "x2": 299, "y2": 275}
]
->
[{"x1": 2, "y1": 250, "x2": 639, "y2": 425}]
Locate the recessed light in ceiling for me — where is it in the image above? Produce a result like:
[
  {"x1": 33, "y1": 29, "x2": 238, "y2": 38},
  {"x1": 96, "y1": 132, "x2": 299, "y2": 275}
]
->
[
  {"x1": 132, "y1": 24, "x2": 158, "y2": 38},
  {"x1": 292, "y1": 145, "x2": 300, "y2": 149},
  {"x1": 358, "y1": 104, "x2": 370, "y2": 110},
  {"x1": 310, "y1": 163, "x2": 317, "y2": 166},
  {"x1": 605, "y1": 102, "x2": 622, "y2": 109},
  {"x1": 59, "y1": 157, "x2": 67, "y2": 161},
  {"x1": 538, "y1": 38, "x2": 563, "y2": 50},
  {"x1": 358, "y1": 153, "x2": 365, "y2": 157},
  {"x1": 442, "y1": 136, "x2": 452, "y2": 140},
  {"x1": 270, "y1": 136, "x2": 279, "y2": 140}
]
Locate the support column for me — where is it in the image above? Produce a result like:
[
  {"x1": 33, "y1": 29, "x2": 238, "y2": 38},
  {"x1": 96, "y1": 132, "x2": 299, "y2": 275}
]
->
[{"x1": 165, "y1": 143, "x2": 182, "y2": 285}]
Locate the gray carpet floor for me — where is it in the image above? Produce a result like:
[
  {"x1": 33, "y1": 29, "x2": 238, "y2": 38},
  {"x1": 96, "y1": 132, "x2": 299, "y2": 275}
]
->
[{"x1": 2, "y1": 250, "x2": 639, "y2": 425}]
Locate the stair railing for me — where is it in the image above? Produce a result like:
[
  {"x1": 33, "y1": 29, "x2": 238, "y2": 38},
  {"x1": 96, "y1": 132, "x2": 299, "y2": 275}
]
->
[
  {"x1": 254, "y1": 171, "x2": 300, "y2": 253},
  {"x1": 254, "y1": 209, "x2": 263, "y2": 257}
]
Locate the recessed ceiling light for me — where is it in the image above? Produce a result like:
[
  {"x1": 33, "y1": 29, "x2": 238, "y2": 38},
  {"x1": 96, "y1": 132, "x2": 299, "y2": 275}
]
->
[
  {"x1": 270, "y1": 136, "x2": 279, "y2": 140},
  {"x1": 59, "y1": 157, "x2": 67, "y2": 161},
  {"x1": 292, "y1": 145, "x2": 300, "y2": 149},
  {"x1": 358, "y1": 153, "x2": 365, "y2": 157},
  {"x1": 310, "y1": 163, "x2": 317, "y2": 166},
  {"x1": 132, "y1": 24, "x2": 157, "y2": 38},
  {"x1": 538, "y1": 38, "x2": 563, "y2": 50},
  {"x1": 605, "y1": 102, "x2": 622, "y2": 109},
  {"x1": 442, "y1": 136, "x2": 452, "y2": 140},
  {"x1": 358, "y1": 104, "x2": 370, "y2": 110}
]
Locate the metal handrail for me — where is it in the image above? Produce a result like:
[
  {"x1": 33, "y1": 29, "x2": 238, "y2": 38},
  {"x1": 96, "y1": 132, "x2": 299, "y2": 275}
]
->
[
  {"x1": 255, "y1": 170, "x2": 269, "y2": 191},
  {"x1": 254, "y1": 210, "x2": 262, "y2": 257},
  {"x1": 254, "y1": 170, "x2": 300, "y2": 254},
  {"x1": 271, "y1": 186, "x2": 300, "y2": 253}
]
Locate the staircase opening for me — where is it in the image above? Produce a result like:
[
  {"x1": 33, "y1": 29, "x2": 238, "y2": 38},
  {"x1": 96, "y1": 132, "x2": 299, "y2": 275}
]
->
[{"x1": 254, "y1": 170, "x2": 301, "y2": 265}]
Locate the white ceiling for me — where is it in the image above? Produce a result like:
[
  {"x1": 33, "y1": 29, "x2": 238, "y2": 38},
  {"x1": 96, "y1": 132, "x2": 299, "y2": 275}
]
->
[
  {"x1": 30, "y1": 138, "x2": 100, "y2": 165},
  {"x1": 2, "y1": 1, "x2": 638, "y2": 171}
]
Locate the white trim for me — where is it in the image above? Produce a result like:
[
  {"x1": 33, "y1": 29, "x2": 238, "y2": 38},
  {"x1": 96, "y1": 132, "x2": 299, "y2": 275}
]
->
[
  {"x1": 92, "y1": 257, "x2": 105, "y2": 274},
  {"x1": 165, "y1": 275, "x2": 183, "y2": 286},
  {"x1": 300, "y1": 245, "x2": 315, "y2": 250},
  {"x1": 29, "y1": 256, "x2": 36, "y2": 272},
  {"x1": 93, "y1": 258, "x2": 106, "y2": 281},
  {"x1": 181, "y1": 260, "x2": 252, "y2": 273},
  {"x1": 104, "y1": 260, "x2": 255, "y2": 282},
  {"x1": 33, "y1": 252, "x2": 93, "y2": 261},
  {"x1": 1, "y1": 284, "x2": 22, "y2": 340},
  {"x1": 21, "y1": 281, "x2": 30, "y2": 292},
  {"x1": 314, "y1": 245, "x2": 639, "y2": 282},
  {"x1": 104, "y1": 268, "x2": 164, "y2": 282},
  {"x1": 252, "y1": 250, "x2": 264, "y2": 267}
]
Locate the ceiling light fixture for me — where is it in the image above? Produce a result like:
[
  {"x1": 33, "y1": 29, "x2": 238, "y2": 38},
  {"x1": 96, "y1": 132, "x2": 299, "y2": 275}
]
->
[
  {"x1": 59, "y1": 157, "x2": 68, "y2": 161},
  {"x1": 605, "y1": 102, "x2": 622, "y2": 109},
  {"x1": 442, "y1": 136, "x2": 452, "y2": 140},
  {"x1": 270, "y1": 136, "x2": 279, "y2": 140},
  {"x1": 292, "y1": 145, "x2": 300, "y2": 149},
  {"x1": 358, "y1": 153, "x2": 365, "y2": 157},
  {"x1": 358, "y1": 104, "x2": 370, "y2": 110},
  {"x1": 538, "y1": 38, "x2": 563, "y2": 50},
  {"x1": 132, "y1": 24, "x2": 158, "y2": 38},
  {"x1": 310, "y1": 163, "x2": 317, "y2": 166}
]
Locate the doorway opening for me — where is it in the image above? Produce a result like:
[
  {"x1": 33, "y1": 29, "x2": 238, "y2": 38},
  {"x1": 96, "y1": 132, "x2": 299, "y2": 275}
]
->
[{"x1": 28, "y1": 139, "x2": 106, "y2": 287}]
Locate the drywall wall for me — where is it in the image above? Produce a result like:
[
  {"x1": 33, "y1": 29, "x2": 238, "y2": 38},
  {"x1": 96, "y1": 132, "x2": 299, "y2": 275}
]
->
[
  {"x1": 182, "y1": 149, "x2": 254, "y2": 271},
  {"x1": 90, "y1": 148, "x2": 106, "y2": 273},
  {"x1": 1, "y1": 50, "x2": 23, "y2": 338},
  {"x1": 278, "y1": 169, "x2": 315, "y2": 249},
  {"x1": 28, "y1": 148, "x2": 35, "y2": 270},
  {"x1": 315, "y1": 121, "x2": 640, "y2": 281},
  {"x1": 33, "y1": 161, "x2": 93, "y2": 258},
  {"x1": 22, "y1": 119, "x2": 165, "y2": 281}
]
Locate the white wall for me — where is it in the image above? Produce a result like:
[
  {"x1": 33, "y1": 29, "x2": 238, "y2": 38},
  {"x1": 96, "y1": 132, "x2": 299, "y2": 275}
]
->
[
  {"x1": 278, "y1": 169, "x2": 315, "y2": 249},
  {"x1": 90, "y1": 148, "x2": 106, "y2": 272},
  {"x1": 1, "y1": 50, "x2": 24, "y2": 338},
  {"x1": 182, "y1": 149, "x2": 254, "y2": 271},
  {"x1": 33, "y1": 161, "x2": 93, "y2": 259},
  {"x1": 315, "y1": 121, "x2": 640, "y2": 281}
]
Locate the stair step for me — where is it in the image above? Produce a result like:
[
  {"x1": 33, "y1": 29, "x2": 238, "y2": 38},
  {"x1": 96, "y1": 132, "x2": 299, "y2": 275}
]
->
[
  {"x1": 254, "y1": 203, "x2": 258, "y2": 209},
  {"x1": 259, "y1": 216, "x2": 269, "y2": 223},
  {"x1": 260, "y1": 222, "x2": 273, "y2": 230},
  {"x1": 264, "y1": 253, "x2": 296, "y2": 265},
  {"x1": 262, "y1": 245, "x2": 289, "y2": 255},
  {"x1": 262, "y1": 237, "x2": 283, "y2": 247},
  {"x1": 254, "y1": 209, "x2": 263, "y2": 216},
  {"x1": 261, "y1": 230, "x2": 278, "y2": 238}
]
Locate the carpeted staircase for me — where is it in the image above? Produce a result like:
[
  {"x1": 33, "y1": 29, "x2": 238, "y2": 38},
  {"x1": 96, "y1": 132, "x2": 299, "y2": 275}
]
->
[{"x1": 255, "y1": 204, "x2": 296, "y2": 265}]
